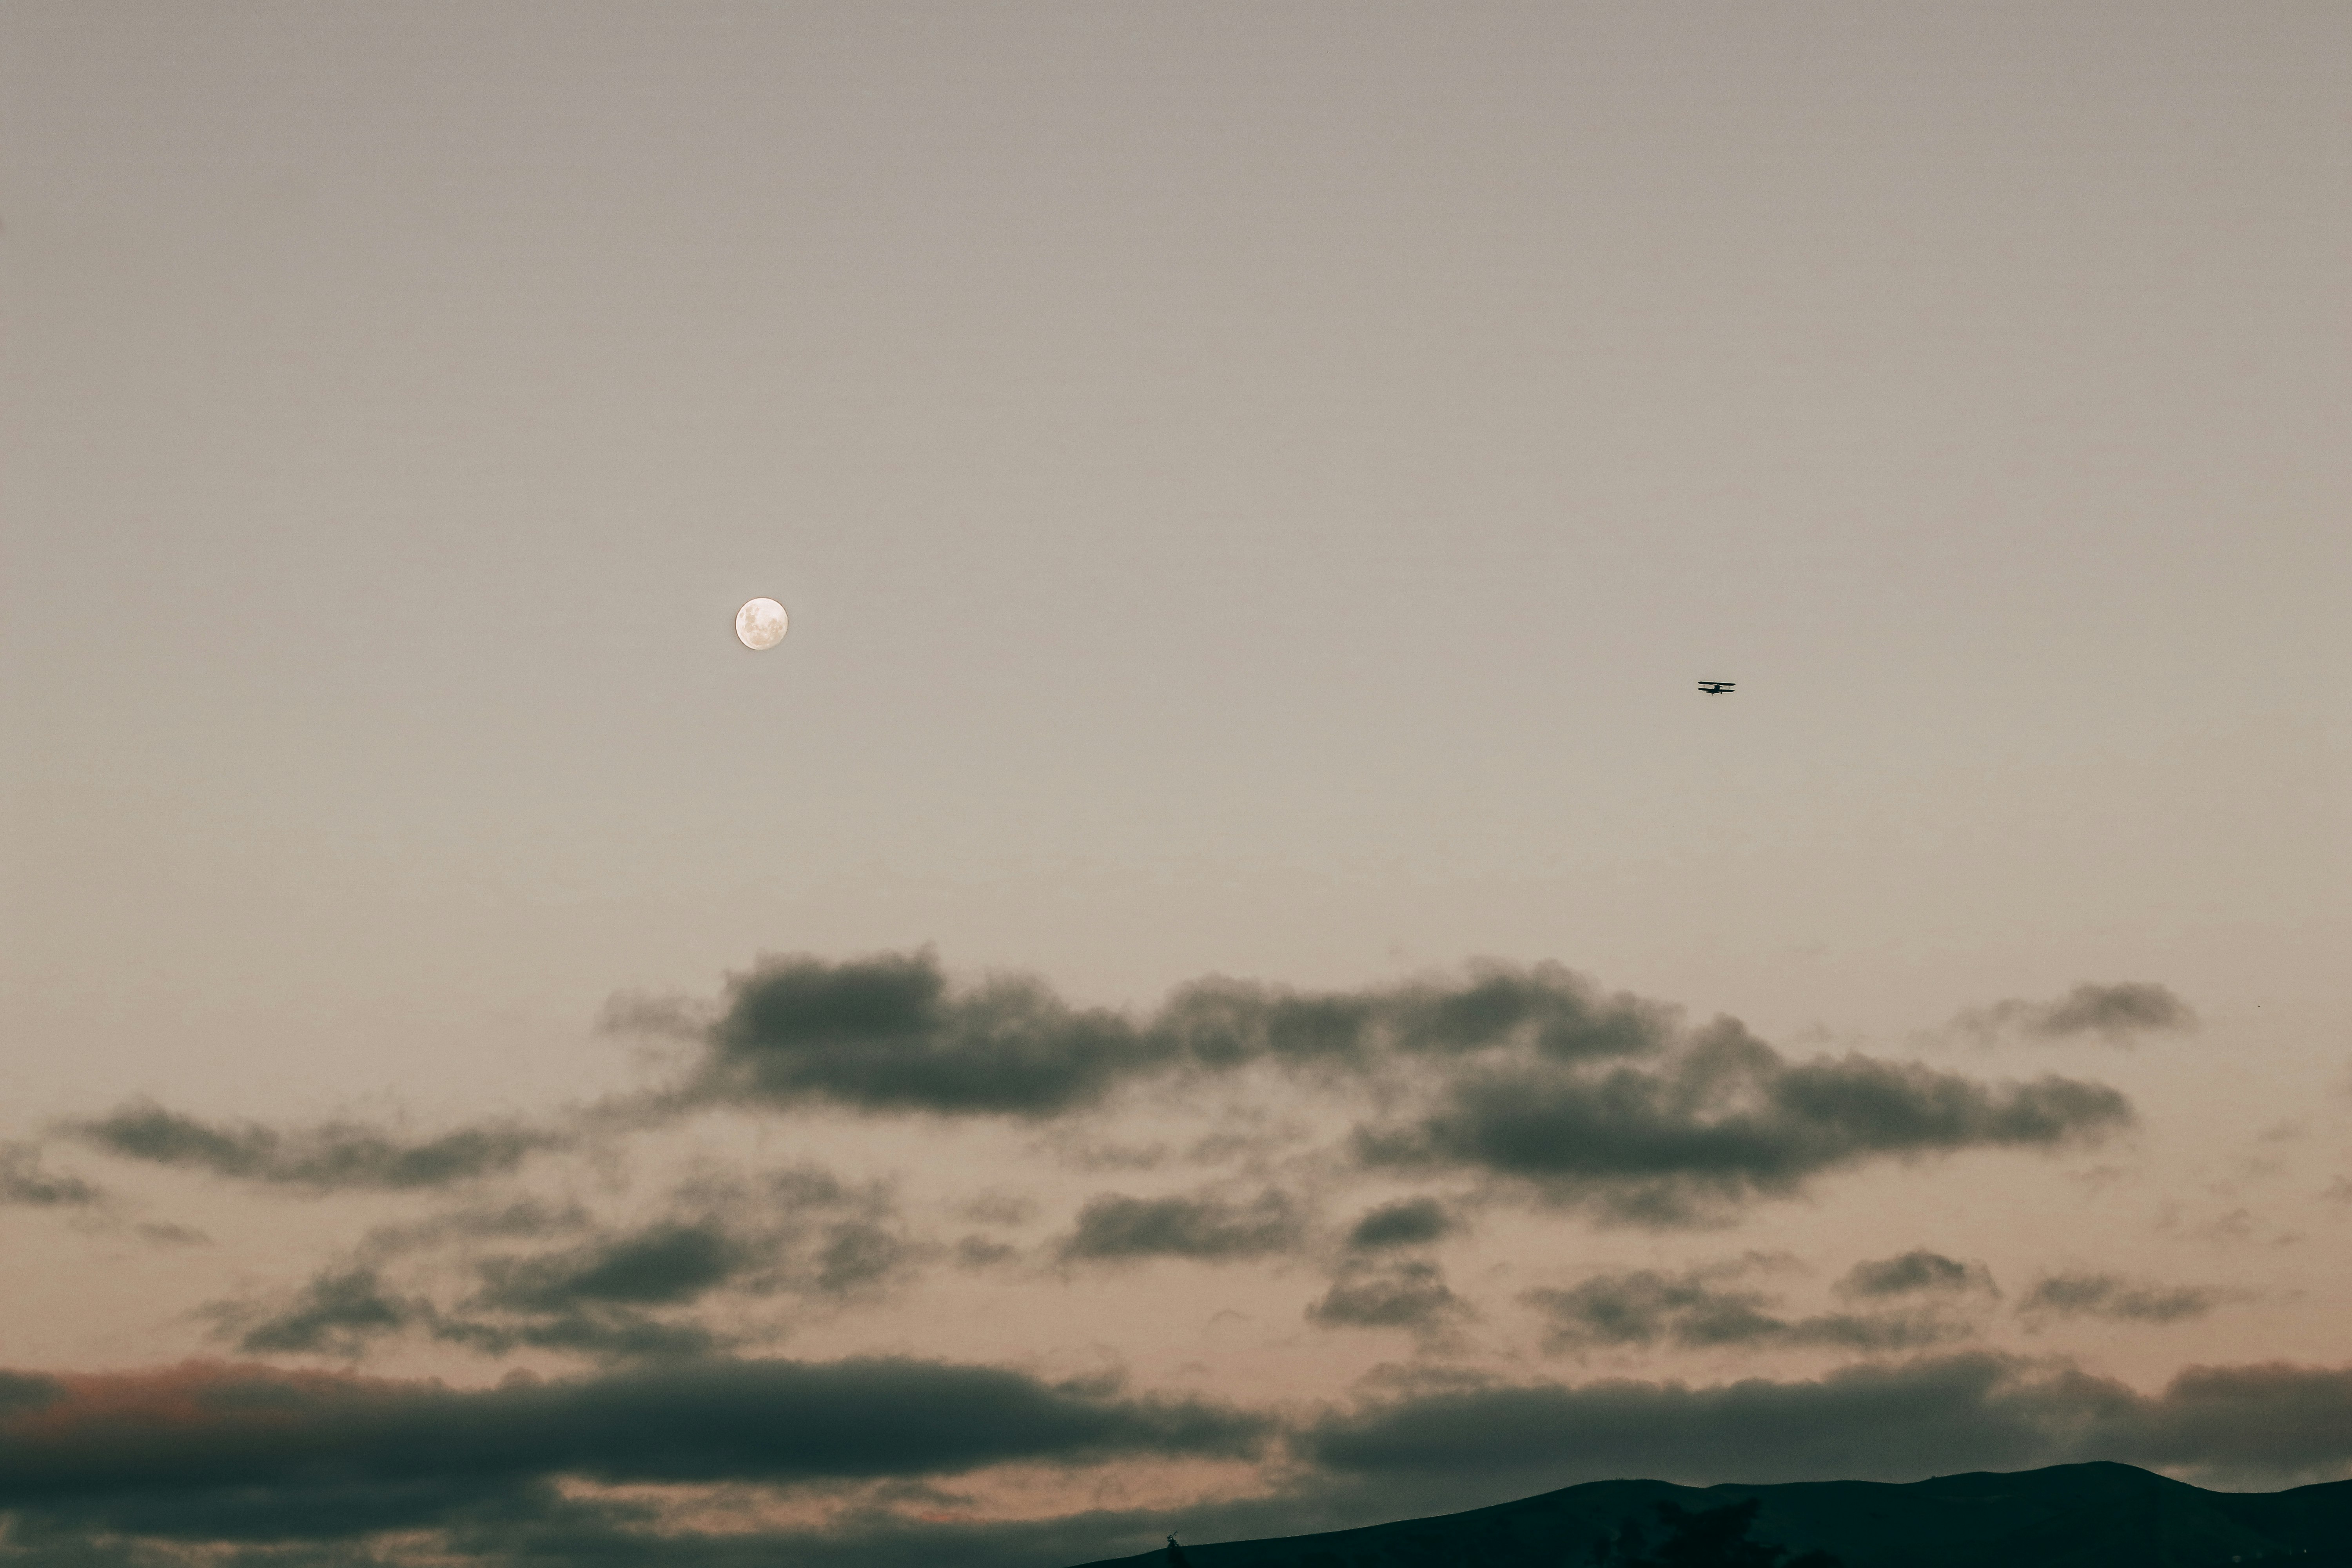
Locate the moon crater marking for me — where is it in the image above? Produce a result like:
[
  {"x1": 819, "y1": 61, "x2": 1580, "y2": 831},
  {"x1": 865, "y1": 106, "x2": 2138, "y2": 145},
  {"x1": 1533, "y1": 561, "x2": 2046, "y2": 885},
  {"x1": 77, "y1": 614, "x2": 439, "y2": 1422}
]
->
[{"x1": 736, "y1": 598, "x2": 788, "y2": 650}]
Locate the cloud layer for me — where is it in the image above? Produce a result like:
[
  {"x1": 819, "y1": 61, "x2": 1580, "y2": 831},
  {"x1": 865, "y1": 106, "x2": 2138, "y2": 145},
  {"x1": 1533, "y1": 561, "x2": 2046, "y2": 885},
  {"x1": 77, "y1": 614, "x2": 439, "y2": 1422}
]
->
[
  {"x1": 1303, "y1": 1354, "x2": 2352, "y2": 1494},
  {"x1": 8, "y1": 1352, "x2": 2352, "y2": 1566},
  {"x1": 6, "y1": 950, "x2": 2275, "y2": 1568},
  {"x1": 655, "y1": 953, "x2": 2136, "y2": 1225}
]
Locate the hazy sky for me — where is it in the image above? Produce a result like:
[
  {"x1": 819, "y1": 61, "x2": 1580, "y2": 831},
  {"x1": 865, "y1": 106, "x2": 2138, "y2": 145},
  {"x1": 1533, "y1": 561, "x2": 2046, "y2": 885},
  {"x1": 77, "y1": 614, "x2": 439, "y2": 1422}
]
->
[{"x1": 3, "y1": 4, "x2": 2348, "y2": 1565}]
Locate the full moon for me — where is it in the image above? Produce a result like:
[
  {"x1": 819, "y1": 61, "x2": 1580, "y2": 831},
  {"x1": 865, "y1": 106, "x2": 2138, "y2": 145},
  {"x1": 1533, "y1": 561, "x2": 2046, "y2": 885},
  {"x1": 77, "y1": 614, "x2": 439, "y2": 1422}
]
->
[{"x1": 735, "y1": 598, "x2": 788, "y2": 650}]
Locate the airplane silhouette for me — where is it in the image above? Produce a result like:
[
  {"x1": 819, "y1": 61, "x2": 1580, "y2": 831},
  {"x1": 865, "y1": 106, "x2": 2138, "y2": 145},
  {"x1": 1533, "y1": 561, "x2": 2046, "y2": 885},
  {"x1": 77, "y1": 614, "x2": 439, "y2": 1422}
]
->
[{"x1": 1698, "y1": 680, "x2": 1735, "y2": 694}]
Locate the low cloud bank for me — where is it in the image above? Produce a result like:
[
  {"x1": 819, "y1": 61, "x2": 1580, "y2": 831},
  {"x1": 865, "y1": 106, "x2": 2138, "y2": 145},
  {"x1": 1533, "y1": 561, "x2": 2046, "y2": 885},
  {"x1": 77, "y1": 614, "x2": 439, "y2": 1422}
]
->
[
  {"x1": 0, "y1": 1355, "x2": 1267, "y2": 1514},
  {"x1": 1304, "y1": 1353, "x2": 2352, "y2": 1494},
  {"x1": 8, "y1": 1352, "x2": 2352, "y2": 1566}
]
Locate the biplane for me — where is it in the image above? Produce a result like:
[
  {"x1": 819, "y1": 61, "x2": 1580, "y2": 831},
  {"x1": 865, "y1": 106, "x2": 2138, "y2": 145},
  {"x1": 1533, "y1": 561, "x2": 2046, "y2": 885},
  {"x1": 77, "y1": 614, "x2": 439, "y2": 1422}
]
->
[{"x1": 1697, "y1": 680, "x2": 1735, "y2": 694}]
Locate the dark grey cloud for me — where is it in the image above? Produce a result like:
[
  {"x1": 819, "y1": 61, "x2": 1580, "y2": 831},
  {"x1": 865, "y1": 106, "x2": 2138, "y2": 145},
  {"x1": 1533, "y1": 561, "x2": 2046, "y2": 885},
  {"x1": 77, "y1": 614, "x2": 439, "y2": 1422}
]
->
[
  {"x1": 1306, "y1": 1259, "x2": 1470, "y2": 1333},
  {"x1": 1058, "y1": 1189, "x2": 1303, "y2": 1263},
  {"x1": 0, "y1": 1480, "x2": 1190, "y2": 1568},
  {"x1": 0, "y1": 1141, "x2": 102, "y2": 1207},
  {"x1": 211, "y1": 1262, "x2": 702, "y2": 1365},
  {"x1": 475, "y1": 1221, "x2": 751, "y2": 1314},
  {"x1": 0, "y1": 1355, "x2": 1270, "y2": 1532},
  {"x1": 1524, "y1": 1263, "x2": 1974, "y2": 1355},
  {"x1": 12, "y1": 1353, "x2": 2352, "y2": 1564},
  {"x1": 423, "y1": 1216, "x2": 764, "y2": 1363},
  {"x1": 432, "y1": 1307, "x2": 726, "y2": 1363},
  {"x1": 73, "y1": 1100, "x2": 566, "y2": 1190},
  {"x1": 0, "y1": 1373, "x2": 60, "y2": 1419},
  {"x1": 654, "y1": 952, "x2": 1675, "y2": 1121},
  {"x1": 691, "y1": 951, "x2": 1159, "y2": 1118},
  {"x1": 1836, "y1": 1250, "x2": 1997, "y2": 1299},
  {"x1": 646, "y1": 953, "x2": 2136, "y2": 1227},
  {"x1": 1525, "y1": 1265, "x2": 1782, "y2": 1350},
  {"x1": 209, "y1": 1172, "x2": 916, "y2": 1364},
  {"x1": 2016, "y1": 1272, "x2": 2225, "y2": 1324},
  {"x1": 1953, "y1": 983, "x2": 2198, "y2": 1045},
  {"x1": 1301, "y1": 1353, "x2": 2352, "y2": 1495},
  {"x1": 1157, "y1": 962, "x2": 1675, "y2": 1069},
  {"x1": 1356, "y1": 1020, "x2": 2131, "y2": 1223},
  {"x1": 1345, "y1": 1196, "x2": 1455, "y2": 1250},
  {"x1": 226, "y1": 1266, "x2": 432, "y2": 1357}
]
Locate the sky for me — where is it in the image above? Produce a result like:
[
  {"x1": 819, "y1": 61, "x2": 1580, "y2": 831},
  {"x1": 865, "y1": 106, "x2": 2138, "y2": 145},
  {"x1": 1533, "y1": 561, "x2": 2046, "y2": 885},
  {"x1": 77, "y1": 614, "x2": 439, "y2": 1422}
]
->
[{"x1": 2, "y1": 2, "x2": 2349, "y2": 1564}]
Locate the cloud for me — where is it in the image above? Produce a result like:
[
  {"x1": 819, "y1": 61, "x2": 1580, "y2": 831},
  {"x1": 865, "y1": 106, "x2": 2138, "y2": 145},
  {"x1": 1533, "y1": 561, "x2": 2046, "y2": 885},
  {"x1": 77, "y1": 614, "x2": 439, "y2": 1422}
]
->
[
  {"x1": 1345, "y1": 1197, "x2": 1455, "y2": 1250},
  {"x1": 226, "y1": 1267, "x2": 432, "y2": 1357},
  {"x1": 690, "y1": 950, "x2": 1160, "y2": 1118},
  {"x1": 1525, "y1": 1261, "x2": 1975, "y2": 1356},
  {"x1": 0, "y1": 1142, "x2": 102, "y2": 1207},
  {"x1": 647, "y1": 952, "x2": 1679, "y2": 1121},
  {"x1": 134, "y1": 1221, "x2": 212, "y2": 1246},
  {"x1": 1301, "y1": 1353, "x2": 2352, "y2": 1495},
  {"x1": 0, "y1": 1373, "x2": 60, "y2": 1419},
  {"x1": 1058, "y1": 1188, "x2": 1305, "y2": 1263},
  {"x1": 2016, "y1": 1272, "x2": 2226, "y2": 1325},
  {"x1": 13, "y1": 1351, "x2": 2352, "y2": 1563},
  {"x1": 472, "y1": 1221, "x2": 753, "y2": 1314},
  {"x1": 1355, "y1": 1020, "x2": 2131, "y2": 1224},
  {"x1": 1953, "y1": 983, "x2": 2198, "y2": 1045},
  {"x1": 1836, "y1": 1250, "x2": 1997, "y2": 1299},
  {"x1": 638, "y1": 955, "x2": 2136, "y2": 1227},
  {"x1": 0, "y1": 1356, "x2": 1272, "y2": 1543},
  {"x1": 1306, "y1": 1259, "x2": 1472, "y2": 1334},
  {"x1": 1525, "y1": 1264, "x2": 1781, "y2": 1350},
  {"x1": 432, "y1": 1307, "x2": 728, "y2": 1363},
  {"x1": 1158, "y1": 962, "x2": 1676, "y2": 1069},
  {"x1": 208, "y1": 1172, "x2": 919, "y2": 1364},
  {"x1": 73, "y1": 1101, "x2": 567, "y2": 1190}
]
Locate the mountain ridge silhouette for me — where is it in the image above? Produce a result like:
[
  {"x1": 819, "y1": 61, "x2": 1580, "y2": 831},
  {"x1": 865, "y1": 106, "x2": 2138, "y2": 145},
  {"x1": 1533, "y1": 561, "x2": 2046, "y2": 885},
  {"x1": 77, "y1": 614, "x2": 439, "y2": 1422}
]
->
[{"x1": 1067, "y1": 1462, "x2": 2352, "y2": 1568}]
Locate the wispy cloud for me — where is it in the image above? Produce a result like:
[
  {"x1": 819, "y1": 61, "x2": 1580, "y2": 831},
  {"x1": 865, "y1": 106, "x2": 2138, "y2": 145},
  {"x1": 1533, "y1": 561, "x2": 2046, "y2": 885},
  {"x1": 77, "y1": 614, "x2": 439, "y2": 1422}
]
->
[
  {"x1": 1057, "y1": 1187, "x2": 1305, "y2": 1264},
  {"x1": 73, "y1": 1101, "x2": 570, "y2": 1190},
  {"x1": 1307, "y1": 1258, "x2": 1473, "y2": 1337},
  {"x1": 206, "y1": 1172, "x2": 919, "y2": 1363},
  {"x1": 1344, "y1": 1196, "x2": 1457, "y2": 1250},
  {"x1": 2015, "y1": 1272, "x2": 2231, "y2": 1325},
  {"x1": 1525, "y1": 1257, "x2": 1980, "y2": 1355},
  {"x1": 1835, "y1": 1250, "x2": 1998, "y2": 1300},
  {"x1": 1950, "y1": 983, "x2": 2198, "y2": 1045},
  {"x1": 0, "y1": 1141, "x2": 102, "y2": 1207}
]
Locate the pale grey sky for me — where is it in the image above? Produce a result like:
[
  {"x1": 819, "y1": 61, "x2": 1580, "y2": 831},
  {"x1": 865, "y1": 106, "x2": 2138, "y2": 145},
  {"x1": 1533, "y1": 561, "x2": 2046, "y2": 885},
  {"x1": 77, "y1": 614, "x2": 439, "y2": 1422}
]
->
[{"x1": 2, "y1": 5, "x2": 2348, "y2": 1565}]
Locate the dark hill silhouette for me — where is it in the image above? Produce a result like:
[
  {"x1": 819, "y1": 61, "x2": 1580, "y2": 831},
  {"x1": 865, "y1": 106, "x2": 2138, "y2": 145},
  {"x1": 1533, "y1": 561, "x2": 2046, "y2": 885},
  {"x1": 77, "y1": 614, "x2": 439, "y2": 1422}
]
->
[{"x1": 1069, "y1": 1462, "x2": 2352, "y2": 1568}]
